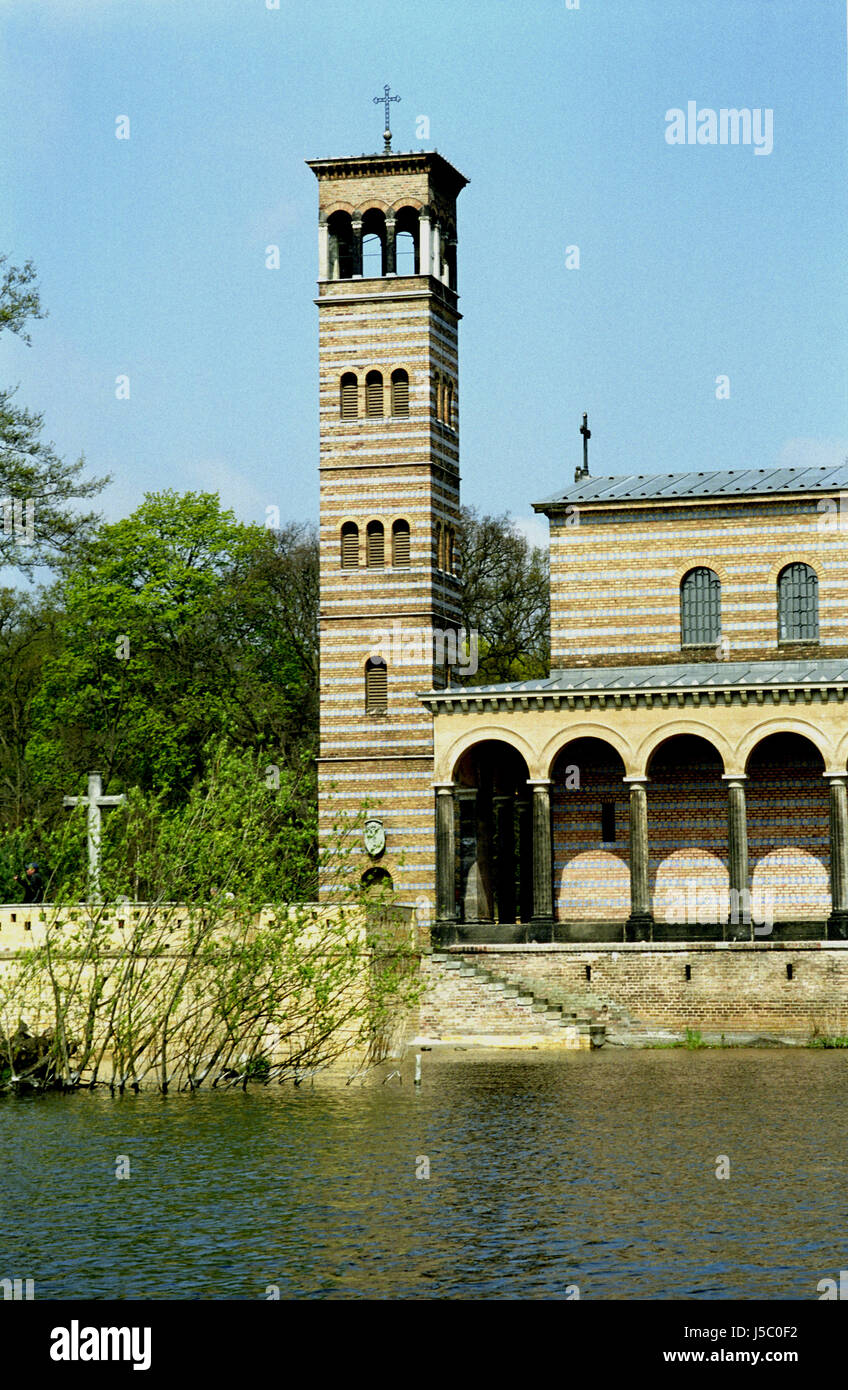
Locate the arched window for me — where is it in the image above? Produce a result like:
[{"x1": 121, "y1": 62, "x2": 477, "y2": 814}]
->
[
  {"x1": 445, "y1": 381, "x2": 454, "y2": 428},
  {"x1": 680, "y1": 567, "x2": 721, "y2": 645},
  {"x1": 361, "y1": 866, "x2": 393, "y2": 890},
  {"x1": 340, "y1": 522, "x2": 359, "y2": 568},
  {"x1": 435, "y1": 522, "x2": 443, "y2": 570},
  {"x1": 446, "y1": 527, "x2": 455, "y2": 575},
  {"x1": 340, "y1": 372, "x2": 358, "y2": 419},
  {"x1": 433, "y1": 372, "x2": 442, "y2": 421},
  {"x1": 365, "y1": 657, "x2": 388, "y2": 712},
  {"x1": 366, "y1": 520, "x2": 384, "y2": 568},
  {"x1": 361, "y1": 208, "x2": 387, "y2": 277},
  {"x1": 395, "y1": 207, "x2": 419, "y2": 274},
  {"x1": 391, "y1": 368, "x2": 409, "y2": 416},
  {"x1": 328, "y1": 211, "x2": 354, "y2": 280},
  {"x1": 365, "y1": 370, "x2": 384, "y2": 417},
  {"x1": 778, "y1": 563, "x2": 819, "y2": 641},
  {"x1": 392, "y1": 519, "x2": 410, "y2": 567}
]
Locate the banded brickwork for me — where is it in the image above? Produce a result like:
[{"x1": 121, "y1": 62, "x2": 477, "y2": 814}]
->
[
  {"x1": 546, "y1": 497, "x2": 848, "y2": 668},
  {"x1": 309, "y1": 151, "x2": 468, "y2": 904}
]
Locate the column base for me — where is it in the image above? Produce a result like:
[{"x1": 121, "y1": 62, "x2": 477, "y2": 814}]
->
[
  {"x1": 724, "y1": 916, "x2": 754, "y2": 942},
  {"x1": 529, "y1": 916, "x2": 554, "y2": 942},
  {"x1": 625, "y1": 912, "x2": 654, "y2": 942},
  {"x1": 432, "y1": 920, "x2": 459, "y2": 947},
  {"x1": 826, "y1": 910, "x2": 848, "y2": 941}
]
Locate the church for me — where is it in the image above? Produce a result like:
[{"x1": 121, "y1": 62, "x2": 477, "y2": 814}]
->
[{"x1": 309, "y1": 128, "x2": 848, "y2": 949}]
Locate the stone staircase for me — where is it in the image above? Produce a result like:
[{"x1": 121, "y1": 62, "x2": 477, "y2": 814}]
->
[{"x1": 417, "y1": 952, "x2": 605, "y2": 1048}]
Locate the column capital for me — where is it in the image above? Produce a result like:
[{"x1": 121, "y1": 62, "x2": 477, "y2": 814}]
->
[
  {"x1": 455, "y1": 787, "x2": 477, "y2": 802},
  {"x1": 824, "y1": 771, "x2": 848, "y2": 782},
  {"x1": 721, "y1": 773, "x2": 748, "y2": 784},
  {"x1": 492, "y1": 793, "x2": 513, "y2": 805},
  {"x1": 623, "y1": 774, "x2": 650, "y2": 785},
  {"x1": 432, "y1": 782, "x2": 455, "y2": 792},
  {"x1": 526, "y1": 778, "x2": 552, "y2": 788}
]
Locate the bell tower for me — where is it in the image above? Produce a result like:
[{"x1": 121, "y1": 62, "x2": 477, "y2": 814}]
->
[{"x1": 308, "y1": 132, "x2": 468, "y2": 907}]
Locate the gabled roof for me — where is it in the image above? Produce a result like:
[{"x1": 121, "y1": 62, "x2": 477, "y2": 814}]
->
[{"x1": 534, "y1": 464, "x2": 848, "y2": 511}]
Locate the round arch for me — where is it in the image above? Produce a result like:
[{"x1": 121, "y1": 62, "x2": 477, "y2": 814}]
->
[
  {"x1": 738, "y1": 719, "x2": 832, "y2": 773},
  {"x1": 670, "y1": 558, "x2": 731, "y2": 587},
  {"x1": 634, "y1": 721, "x2": 732, "y2": 778},
  {"x1": 442, "y1": 726, "x2": 539, "y2": 784},
  {"x1": 766, "y1": 553, "x2": 826, "y2": 585},
  {"x1": 541, "y1": 723, "x2": 633, "y2": 780}
]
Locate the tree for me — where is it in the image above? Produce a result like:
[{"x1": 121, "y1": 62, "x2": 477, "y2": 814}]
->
[
  {"x1": 27, "y1": 492, "x2": 319, "y2": 809},
  {"x1": 0, "y1": 256, "x2": 107, "y2": 573},
  {"x1": 456, "y1": 505, "x2": 550, "y2": 682},
  {"x1": 0, "y1": 746, "x2": 419, "y2": 1092}
]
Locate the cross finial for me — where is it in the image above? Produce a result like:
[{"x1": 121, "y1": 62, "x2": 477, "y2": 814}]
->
[
  {"x1": 373, "y1": 83, "x2": 401, "y2": 152},
  {"x1": 576, "y1": 412, "x2": 591, "y2": 482}
]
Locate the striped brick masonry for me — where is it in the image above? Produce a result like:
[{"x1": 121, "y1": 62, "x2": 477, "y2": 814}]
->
[{"x1": 308, "y1": 150, "x2": 468, "y2": 905}]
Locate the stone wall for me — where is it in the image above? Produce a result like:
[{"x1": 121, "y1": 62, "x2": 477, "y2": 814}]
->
[{"x1": 436, "y1": 942, "x2": 848, "y2": 1037}]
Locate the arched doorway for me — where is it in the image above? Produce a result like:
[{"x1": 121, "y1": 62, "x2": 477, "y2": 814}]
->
[
  {"x1": 646, "y1": 734, "x2": 727, "y2": 931},
  {"x1": 746, "y1": 732, "x2": 828, "y2": 925},
  {"x1": 551, "y1": 738, "x2": 629, "y2": 926},
  {"x1": 451, "y1": 740, "x2": 531, "y2": 927}
]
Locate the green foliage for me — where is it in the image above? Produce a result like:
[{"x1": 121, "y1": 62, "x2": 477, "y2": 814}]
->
[
  {"x1": 456, "y1": 505, "x2": 549, "y2": 683},
  {"x1": 0, "y1": 256, "x2": 107, "y2": 575},
  {"x1": 0, "y1": 746, "x2": 422, "y2": 1093}
]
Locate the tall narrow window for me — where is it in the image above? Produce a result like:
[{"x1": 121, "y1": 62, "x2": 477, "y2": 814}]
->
[
  {"x1": 435, "y1": 522, "x2": 443, "y2": 570},
  {"x1": 680, "y1": 567, "x2": 721, "y2": 645},
  {"x1": 340, "y1": 373, "x2": 358, "y2": 419},
  {"x1": 391, "y1": 369, "x2": 409, "y2": 416},
  {"x1": 601, "y1": 802, "x2": 616, "y2": 844},
  {"x1": 365, "y1": 658, "x2": 388, "y2": 712},
  {"x1": 366, "y1": 520, "x2": 385, "y2": 568},
  {"x1": 778, "y1": 563, "x2": 819, "y2": 641},
  {"x1": 433, "y1": 372, "x2": 442, "y2": 421},
  {"x1": 445, "y1": 527, "x2": 455, "y2": 575},
  {"x1": 392, "y1": 519, "x2": 410, "y2": 567},
  {"x1": 446, "y1": 381, "x2": 454, "y2": 428},
  {"x1": 340, "y1": 522, "x2": 359, "y2": 568},
  {"x1": 365, "y1": 370, "x2": 384, "y2": 417}
]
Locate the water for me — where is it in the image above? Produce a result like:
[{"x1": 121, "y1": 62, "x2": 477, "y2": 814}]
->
[{"x1": 1, "y1": 1048, "x2": 845, "y2": 1299}]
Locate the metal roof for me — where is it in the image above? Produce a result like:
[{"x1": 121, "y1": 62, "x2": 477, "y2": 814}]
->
[
  {"x1": 534, "y1": 463, "x2": 848, "y2": 510},
  {"x1": 422, "y1": 658, "x2": 848, "y2": 702}
]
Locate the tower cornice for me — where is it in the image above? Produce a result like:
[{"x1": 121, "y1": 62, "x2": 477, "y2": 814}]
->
[{"x1": 307, "y1": 150, "x2": 469, "y2": 197}]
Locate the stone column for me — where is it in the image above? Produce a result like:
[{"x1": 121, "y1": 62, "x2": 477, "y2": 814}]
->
[
  {"x1": 384, "y1": 217, "x2": 396, "y2": 276},
  {"x1": 516, "y1": 797, "x2": 533, "y2": 924},
  {"x1": 431, "y1": 221, "x2": 441, "y2": 279},
  {"x1": 434, "y1": 784, "x2": 456, "y2": 932},
  {"x1": 318, "y1": 219, "x2": 329, "y2": 280},
  {"x1": 723, "y1": 774, "x2": 751, "y2": 940},
  {"x1": 625, "y1": 776, "x2": 653, "y2": 941},
  {"x1": 528, "y1": 780, "x2": 553, "y2": 937},
  {"x1": 351, "y1": 219, "x2": 363, "y2": 278},
  {"x1": 493, "y1": 795, "x2": 516, "y2": 924},
  {"x1": 419, "y1": 213, "x2": 432, "y2": 278},
  {"x1": 826, "y1": 773, "x2": 848, "y2": 939}
]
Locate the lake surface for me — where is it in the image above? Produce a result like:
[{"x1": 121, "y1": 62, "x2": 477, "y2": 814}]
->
[{"x1": 1, "y1": 1048, "x2": 845, "y2": 1300}]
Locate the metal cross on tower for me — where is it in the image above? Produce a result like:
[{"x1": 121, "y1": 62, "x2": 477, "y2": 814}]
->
[
  {"x1": 63, "y1": 771, "x2": 126, "y2": 899},
  {"x1": 576, "y1": 412, "x2": 592, "y2": 482},
  {"x1": 373, "y1": 83, "x2": 401, "y2": 152}
]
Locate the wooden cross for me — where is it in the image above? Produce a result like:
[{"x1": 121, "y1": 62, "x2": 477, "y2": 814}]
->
[
  {"x1": 63, "y1": 771, "x2": 126, "y2": 899},
  {"x1": 373, "y1": 83, "x2": 401, "y2": 151}
]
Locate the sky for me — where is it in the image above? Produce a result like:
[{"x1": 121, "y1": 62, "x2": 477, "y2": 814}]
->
[{"x1": 1, "y1": 0, "x2": 846, "y2": 554}]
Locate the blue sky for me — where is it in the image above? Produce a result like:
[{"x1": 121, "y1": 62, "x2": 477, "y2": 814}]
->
[{"x1": 1, "y1": 0, "x2": 846, "y2": 551}]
